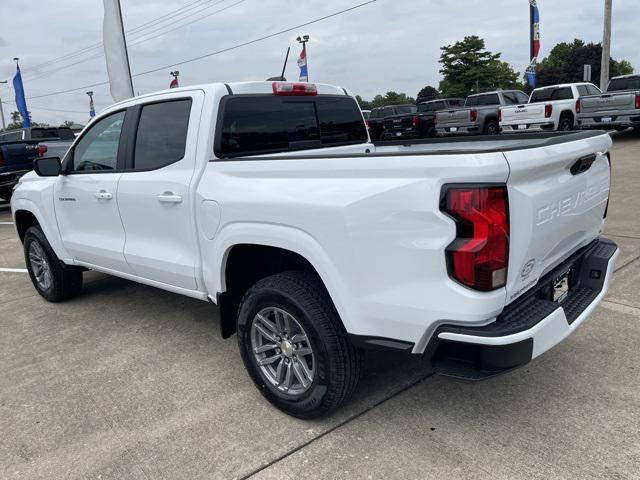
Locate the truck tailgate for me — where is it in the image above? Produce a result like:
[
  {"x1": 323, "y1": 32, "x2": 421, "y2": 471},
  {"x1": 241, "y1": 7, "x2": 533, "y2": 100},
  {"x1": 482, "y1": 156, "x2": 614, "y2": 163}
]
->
[
  {"x1": 437, "y1": 108, "x2": 469, "y2": 127},
  {"x1": 501, "y1": 104, "x2": 545, "y2": 124},
  {"x1": 504, "y1": 132, "x2": 611, "y2": 303},
  {"x1": 581, "y1": 92, "x2": 635, "y2": 113}
]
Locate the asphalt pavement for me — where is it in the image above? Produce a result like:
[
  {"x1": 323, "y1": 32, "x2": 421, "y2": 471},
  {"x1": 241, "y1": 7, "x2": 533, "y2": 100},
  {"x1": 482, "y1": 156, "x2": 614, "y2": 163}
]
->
[{"x1": 1, "y1": 130, "x2": 639, "y2": 480}]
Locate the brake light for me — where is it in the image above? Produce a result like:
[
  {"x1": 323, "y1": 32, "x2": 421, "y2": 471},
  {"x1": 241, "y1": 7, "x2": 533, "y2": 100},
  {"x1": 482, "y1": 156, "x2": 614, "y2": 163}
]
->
[
  {"x1": 498, "y1": 109, "x2": 502, "y2": 122},
  {"x1": 469, "y1": 109, "x2": 478, "y2": 122},
  {"x1": 37, "y1": 145, "x2": 48, "y2": 157},
  {"x1": 544, "y1": 104, "x2": 553, "y2": 118},
  {"x1": 635, "y1": 94, "x2": 640, "y2": 110},
  {"x1": 272, "y1": 82, "x2": 317, "y2": 96},
  {"x1": 412, "y1": 115, "x2": 419, "y2": 127},
  {"x1": 441, "y1": 185, "x2": 509, "y2": 291},
  {"x1": 576, "y1": 99, "x2": 581, "y2": 114},
  {"x1": 0, "y1": 151, "x2": 4, "y2": 166}
]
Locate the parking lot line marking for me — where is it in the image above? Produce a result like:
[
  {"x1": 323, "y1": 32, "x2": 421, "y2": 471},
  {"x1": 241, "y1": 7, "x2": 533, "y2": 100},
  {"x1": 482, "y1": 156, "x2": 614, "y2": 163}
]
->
[
  {"x1": 0, "y1": 268, "x2": 28, "y2": 273},
  {"x1": 0, "y1": 222, "x2": 15, "y2": 225}
]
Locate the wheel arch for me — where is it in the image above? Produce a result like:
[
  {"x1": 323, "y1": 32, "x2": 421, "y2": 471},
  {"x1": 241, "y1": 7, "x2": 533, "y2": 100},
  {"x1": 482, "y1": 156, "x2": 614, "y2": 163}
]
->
[{"x1": 210, "y1": 225, "x2": 354, "y2": 339}]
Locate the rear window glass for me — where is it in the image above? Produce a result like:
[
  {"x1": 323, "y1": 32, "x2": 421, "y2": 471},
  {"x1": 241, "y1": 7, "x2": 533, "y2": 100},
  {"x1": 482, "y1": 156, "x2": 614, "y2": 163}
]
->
[
  {"x1": 447, "y1": 99, "x2": 464, "y2": 108},
  {"x1": 530, "y1": 87, "x2": 572, "y2": 102},
  {"x1": 394, "y1": 105, "x2": 417, "y2": 114},
  {"x1": 30, "y1": 127, "x2": 75, "y2": 140},
  {"x1": 476, "y1": 94, "x2": 500, "y2": 106},
  {"x1": 465, "y1": 96, "x2": 479, "y2": 107},
  {"x1": 217, "y1": 96, "x2": 367, "y2": 157},
  {"x1": 608, "y1": 77, "x2": 640, "y2": 91},
  {"x1": 503, "y1": 91, "x2": 529, "y2": 105}
]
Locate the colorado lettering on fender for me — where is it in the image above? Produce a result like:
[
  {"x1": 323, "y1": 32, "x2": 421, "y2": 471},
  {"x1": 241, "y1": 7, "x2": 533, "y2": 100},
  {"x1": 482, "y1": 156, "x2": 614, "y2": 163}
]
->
[{"x1": 536, "y1": 176, "x2": 609, "y2": 226}]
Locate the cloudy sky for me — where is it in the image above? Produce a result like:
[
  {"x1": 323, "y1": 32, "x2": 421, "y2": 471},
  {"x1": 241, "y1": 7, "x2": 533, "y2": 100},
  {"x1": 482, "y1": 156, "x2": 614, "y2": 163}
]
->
[{"x1": 0, "y1": 0, "x2": 637, "y2": 125}]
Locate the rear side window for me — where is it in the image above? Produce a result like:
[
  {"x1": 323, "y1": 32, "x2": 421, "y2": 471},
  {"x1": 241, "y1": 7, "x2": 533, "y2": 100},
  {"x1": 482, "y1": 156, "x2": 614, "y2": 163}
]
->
[
  {"x1": 133, "y1": 99, "x2": 191, "y2": 170},
  {"x1": 217, "y1": 96, "x2": 367, "y2": 157},
  {"x1": 608, "y1": 76, "x2": 640, "y2": 91},
  {"x1": 465, "y1": 96, "x2": 479, "y2": 107},
  {"x1": 586, "y1": 84, "x2": 601, "y2": 95}
]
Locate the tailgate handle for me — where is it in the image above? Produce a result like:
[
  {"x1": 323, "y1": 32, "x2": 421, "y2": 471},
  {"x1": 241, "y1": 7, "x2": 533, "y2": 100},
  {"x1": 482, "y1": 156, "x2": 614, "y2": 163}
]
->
[{"x1": 570, "y1": 154, "x2": 597, "y2": 175}]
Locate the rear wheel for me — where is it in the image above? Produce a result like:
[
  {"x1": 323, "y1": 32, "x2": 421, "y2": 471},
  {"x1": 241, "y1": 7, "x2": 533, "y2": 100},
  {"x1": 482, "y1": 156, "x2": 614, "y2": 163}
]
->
[
  {"x1": 483, "y1": 121, "x2": 498, "y2": 135},
  {"x1": 23, "y1": 226, "x2": 83, "y2": 302},
  {"x1": 557, "y1": 116, "x2": 573, "y2": 131},
  {"x1": 237, "y1": 271, "x2": 362, "y2": 418}
]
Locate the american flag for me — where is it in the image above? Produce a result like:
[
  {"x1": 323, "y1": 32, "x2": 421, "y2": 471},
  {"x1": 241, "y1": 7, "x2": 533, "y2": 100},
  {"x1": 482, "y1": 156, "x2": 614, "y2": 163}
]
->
[
  {"x1": 298, "y1": 46, "x2": 308, "y2": 82},
  {"x1": 526, "y1": 0, "x2": 540, "y2": 88}
]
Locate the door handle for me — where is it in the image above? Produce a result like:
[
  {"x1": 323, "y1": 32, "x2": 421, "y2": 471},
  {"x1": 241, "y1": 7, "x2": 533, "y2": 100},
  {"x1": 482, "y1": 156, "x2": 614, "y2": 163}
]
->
[
  {"x1": 94, "y1": 190, "x2": 113, "y2": 200},
  {"x1": 157, "y1": 192, "x2": 183, "y2": 204}
]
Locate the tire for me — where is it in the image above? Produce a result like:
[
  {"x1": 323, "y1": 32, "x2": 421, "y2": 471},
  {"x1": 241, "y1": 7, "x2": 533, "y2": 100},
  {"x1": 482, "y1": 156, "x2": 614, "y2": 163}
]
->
[
  {"x1": 557, "y1": 116, "x2": 573, "y2": 131},
  {"x1": 483, "y1": 121, "x2": 498, "y2": 135},
  {"x1": 0, "y1": 185, "x2": 13, "y2": 201},
  {"x1": 23, "y1": 226, "x2": 83, "y2": 302},
  {"x1": 425, "y1": 126, "x2": 437, "y2": 138},
  {"x1": 237, "y1": 271, "x2": 362, "y2": 418}
]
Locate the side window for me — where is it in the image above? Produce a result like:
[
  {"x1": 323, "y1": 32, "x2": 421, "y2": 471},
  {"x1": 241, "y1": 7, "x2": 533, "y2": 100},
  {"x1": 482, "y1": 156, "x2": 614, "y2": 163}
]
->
[
  {"x1": 577, "y1": 85, "x2": 589, "y2": 97},
  {"x1": 586, "y1": 84, "x2": 602, "y2": 95},
  {"x1": 465, "y1": 96, "x2": 479, "y2": 107},
  {"x1": 72, "y1": 111, "x2": 125, "y2": 172},
  {"x1": 133, "y1": 99, "x2": 192, "y2": 170}
]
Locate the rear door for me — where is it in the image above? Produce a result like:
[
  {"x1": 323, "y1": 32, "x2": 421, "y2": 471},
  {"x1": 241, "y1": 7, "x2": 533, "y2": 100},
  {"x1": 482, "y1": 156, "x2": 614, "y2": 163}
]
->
[
  {"x1": 117, "y1": 92, "x2": 204, "y2": 290},
  {"x1": 504, "y1": 133, "x2": 612, "y2": 302}
]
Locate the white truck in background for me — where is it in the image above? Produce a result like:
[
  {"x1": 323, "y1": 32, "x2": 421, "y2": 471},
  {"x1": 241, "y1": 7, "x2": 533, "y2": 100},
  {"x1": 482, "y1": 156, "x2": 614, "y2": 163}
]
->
[
  {"x1": 11, "y1": 81, "x2": 618, "y2": 418},
  {"x1": 500, "y1": 83, "x2": 601, "y2": 133}
]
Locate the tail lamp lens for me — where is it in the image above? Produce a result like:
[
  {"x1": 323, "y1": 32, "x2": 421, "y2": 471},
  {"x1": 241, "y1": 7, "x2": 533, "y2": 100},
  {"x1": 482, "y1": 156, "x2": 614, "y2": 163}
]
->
[
  {"x1": 544, "y1": 104, "x2": 553, "y2": 118},
  {"x1": 37, "y1": 145, "x2": 48, "y2": 157},
  {"x1": 635, "y1": 94, "x2": 640, "y2": 110},
  {"x1": 576, "y1": 99, "x2": 581, "y2": 114},
  {"x1": 441, "y1": 186, "x2": 509, "y2": 291},
  {"x1": 470, "y1": 109, "x2": 478, "y2": 122},
  {"x1": 412, "y1": 115, "x2": 419, "y2": 127}
]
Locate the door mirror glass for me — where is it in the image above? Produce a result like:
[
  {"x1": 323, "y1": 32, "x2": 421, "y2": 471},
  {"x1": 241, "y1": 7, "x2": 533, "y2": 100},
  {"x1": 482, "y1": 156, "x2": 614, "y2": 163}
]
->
[{"x1": 34, "y1": 157, "x2": 62, "y2": 177}]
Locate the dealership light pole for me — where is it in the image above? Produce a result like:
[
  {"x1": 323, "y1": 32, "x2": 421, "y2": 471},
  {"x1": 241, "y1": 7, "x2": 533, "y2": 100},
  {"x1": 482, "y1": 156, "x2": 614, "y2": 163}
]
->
[
  {"x1": 600, "y1": 0, "x2": 612, "y2": 91},
  {"x1": 0, "y1": 80, "x2": 7, "y2": 130}
]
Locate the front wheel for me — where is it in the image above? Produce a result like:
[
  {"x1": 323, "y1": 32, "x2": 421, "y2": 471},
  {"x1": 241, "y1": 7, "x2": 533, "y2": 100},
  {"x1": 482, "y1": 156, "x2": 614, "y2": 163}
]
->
[
  {"x1": 23, "y1": 226, "x2": 83, "y2": 302},
  {"x1": 0, "y1": 185, "x2": 13, "y2": 201},
  {"x1": 237, "y1": 271, "x2": 362, "y2": 418}
]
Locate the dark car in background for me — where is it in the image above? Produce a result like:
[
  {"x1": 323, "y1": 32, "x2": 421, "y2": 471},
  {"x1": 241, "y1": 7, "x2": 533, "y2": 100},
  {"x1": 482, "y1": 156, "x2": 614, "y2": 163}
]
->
[
  {"x1": 367, "y1": 104, "x2": 417, "y2": 140},
  {"x1": 383, "y1": 98, "x2": 465, "y2": 139}
]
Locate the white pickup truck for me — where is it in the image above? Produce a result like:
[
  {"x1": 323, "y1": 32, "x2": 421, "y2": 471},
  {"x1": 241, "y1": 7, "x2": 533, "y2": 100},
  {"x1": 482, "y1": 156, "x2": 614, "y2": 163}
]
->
[
  {"x1": 500, "y1": 83, "x2": 602, "y2": 133},
  {"x1": 11, "y1": 81, "x2": 619, "y2": 418}
]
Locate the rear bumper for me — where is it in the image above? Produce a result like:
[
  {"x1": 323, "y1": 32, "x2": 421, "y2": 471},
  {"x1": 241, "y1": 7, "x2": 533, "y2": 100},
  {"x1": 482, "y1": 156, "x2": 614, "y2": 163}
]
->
[
  {"x1": 578, "y1": 113, "x2": 640, "y2": 129},
  {"x1": 436, "y1": 125, "x2": 479, "y2": 135},
  {"x1": 425, "y1": 237, "x2": 619, "y2": 380},
  {"x1": 501, "y1": 122, "x2": 555, "y2": 133}
]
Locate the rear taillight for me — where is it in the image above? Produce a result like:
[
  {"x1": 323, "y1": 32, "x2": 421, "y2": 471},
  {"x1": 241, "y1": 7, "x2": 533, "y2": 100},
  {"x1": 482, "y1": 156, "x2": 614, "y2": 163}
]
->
[
  {"x1": 441, "y1": 185, "x2": 509, "y2": 291},
  {"x1": 469, "y1": 109, "x2": 478, "y2": 122},
  {"x1": 576, "y1": 99, "x2": 581, "y2": 114},
  {"x1": 498, "y1": 109, "x2": 502, "y2": 122},
  {"x1": 544, "y1": 104, "x2": 553, "y2": 118},
  {"x1": 37, "y1": 145, "x2": 48, "y2": 157},
  {"x1": 272, "y1": 82, "x2": 317, "y2": 96},
  {"x1": 635, "y1": 94, "x2": 640, "y2": 110},
  {"x1": 412, "y1": 115, "x2": 419, "y2": 127},
  {"x1": 0, "y1": 151, "x2": 4, "y2": 166}
]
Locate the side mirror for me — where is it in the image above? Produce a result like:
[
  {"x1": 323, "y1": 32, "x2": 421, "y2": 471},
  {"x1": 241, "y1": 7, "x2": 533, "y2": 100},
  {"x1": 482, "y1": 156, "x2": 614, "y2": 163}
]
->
[{"x1": 34, "y1": 157, "x2": 62, "y2": 177}]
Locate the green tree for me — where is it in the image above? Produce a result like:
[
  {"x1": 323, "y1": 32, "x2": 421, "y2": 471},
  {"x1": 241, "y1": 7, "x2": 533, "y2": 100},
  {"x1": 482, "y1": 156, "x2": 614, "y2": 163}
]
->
[
  {"x1": 438, "y1": 36, "x2": 522, "y2": 98},
  {"x1": 416, "y1": 85, "x2": 439, "y2": 102},
  {"x1": 356, "y1": 91, "x2": 416, "y2": 110},
  {"x1": 536, "y1": 39, "x2": 634, "y2": 87}
]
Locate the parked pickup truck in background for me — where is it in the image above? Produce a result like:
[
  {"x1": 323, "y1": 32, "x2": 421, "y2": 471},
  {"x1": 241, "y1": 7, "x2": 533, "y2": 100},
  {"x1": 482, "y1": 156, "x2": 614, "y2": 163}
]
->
[
  {"x1": 0, "y1": 139, "x2": 43, "y2": 200},
  {"x1": 578, "y1": 74, "x2": 640, "y2": 131},
  {"x1": 367, "y1": 104, "x2": 416, "y2": 140},
  {"x1": 436, "y1": 89, "x2": 529, "y2": 135},
  {"x1": 1, "y1": 126, "x2": 76, "y2": 159},
  {"x1": 501, "y1": 83, "x2": 601, "y2": 133},
  {"x1": 382, "y1": 98, "x2": 464, "y2": 139},
  {"x1": 12, "y1": 81, "x2": 618, "y2": 418}
]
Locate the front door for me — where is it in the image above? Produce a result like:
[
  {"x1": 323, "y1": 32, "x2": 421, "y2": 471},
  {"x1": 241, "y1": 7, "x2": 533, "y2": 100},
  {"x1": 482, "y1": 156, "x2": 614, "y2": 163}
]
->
[
  {"x1": 54, "y1": 109, "x2": 133, "y2": 273},
  {"x1": 117, "y1": 93, "x2": 202, "y2": 290}
]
